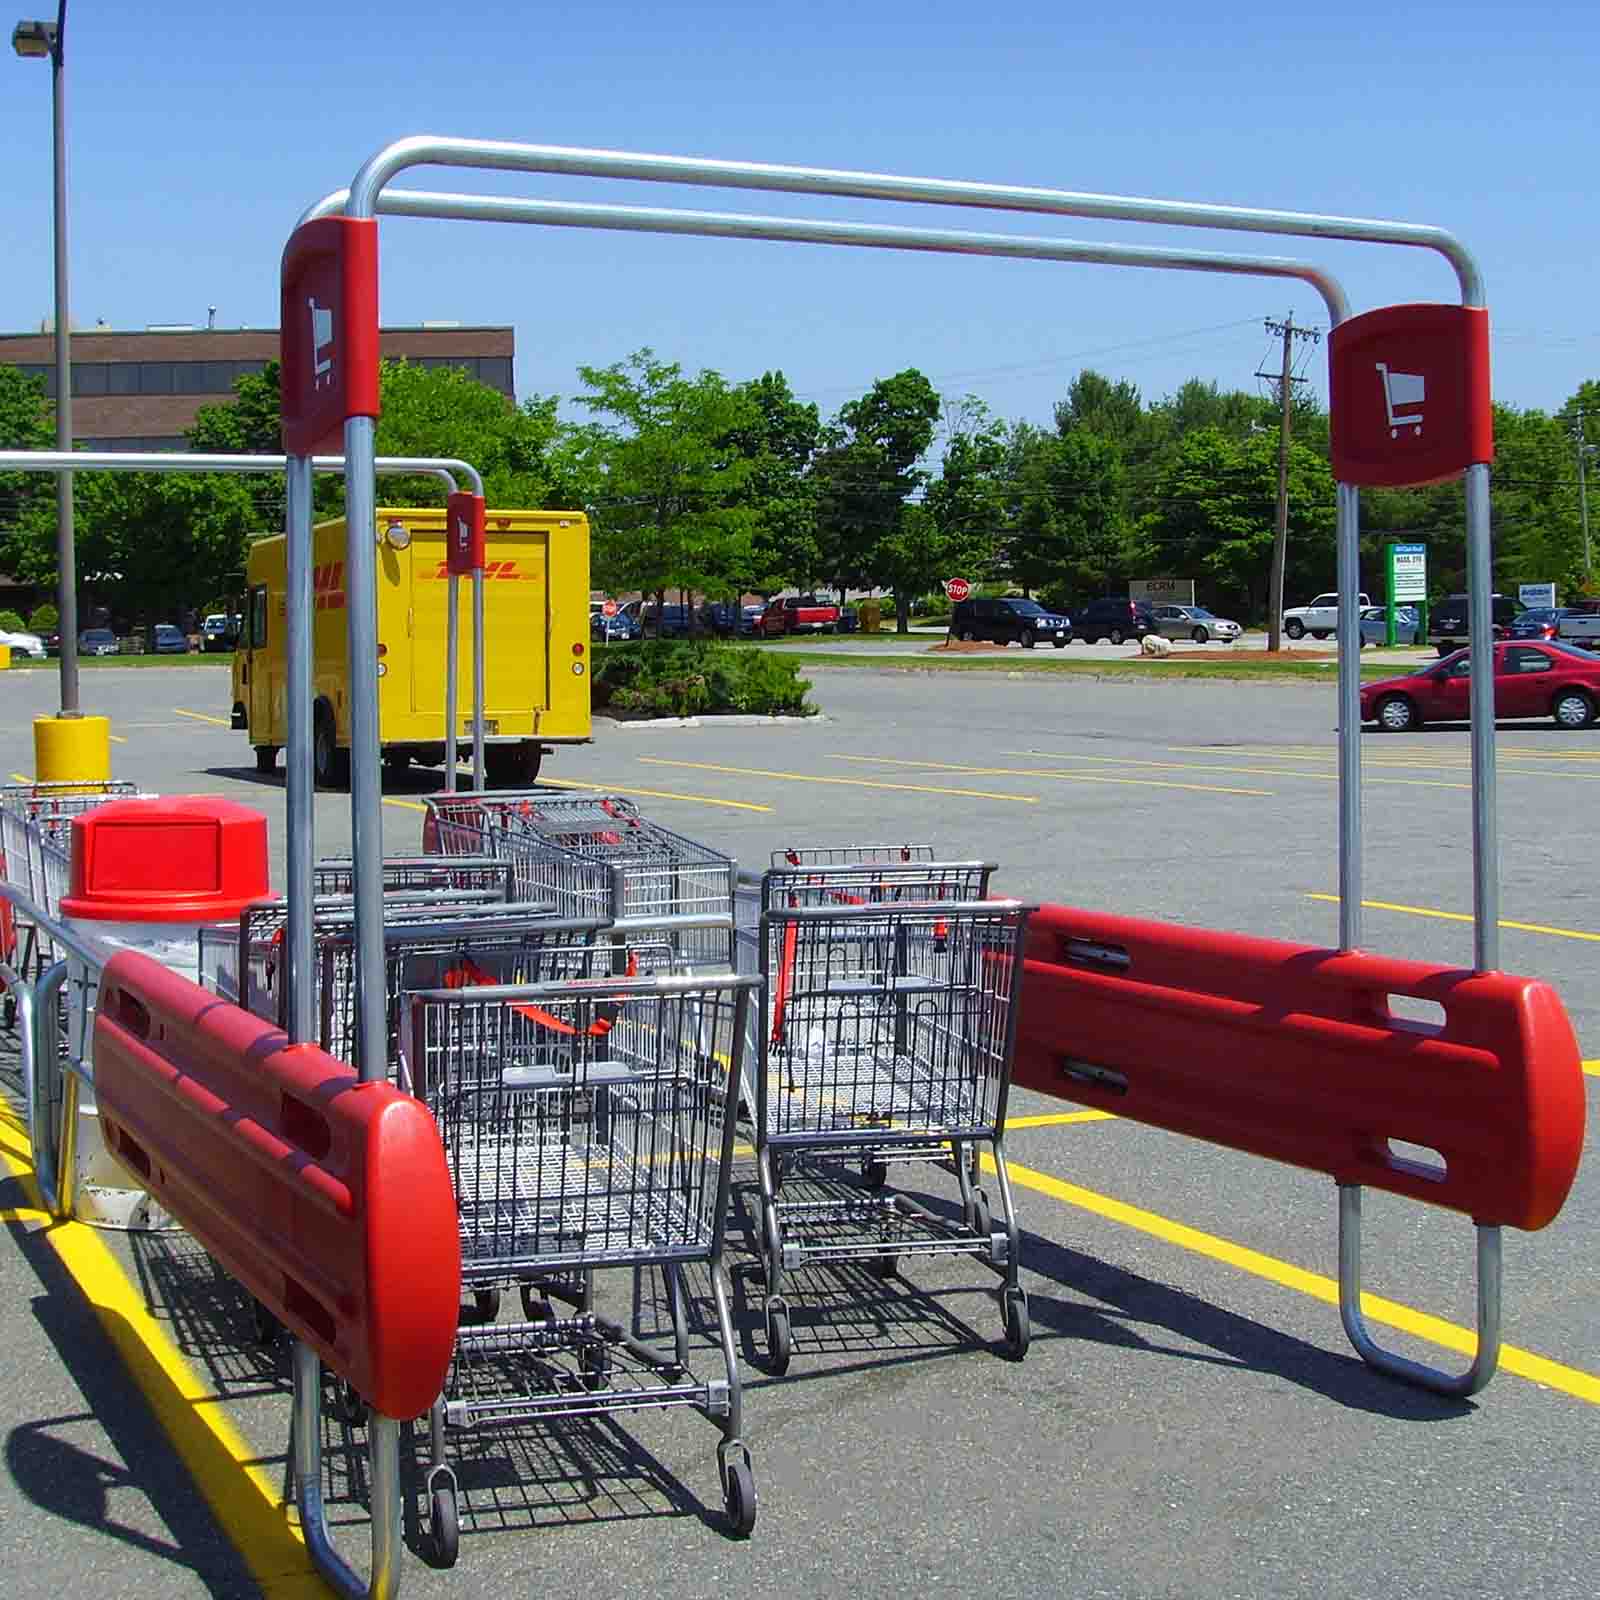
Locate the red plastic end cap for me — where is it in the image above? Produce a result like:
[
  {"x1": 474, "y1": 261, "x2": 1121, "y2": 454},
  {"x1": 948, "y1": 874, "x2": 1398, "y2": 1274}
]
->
[
  {"x1": 446, "y1": 491, "x2": 487, "y2": 576},
  {"x1": 61, "y1": 795, "x2": 272, "y2": 923},
  {"x1": 280, "y1": 216, "x2": 381, "y2": 457},
  {"x1": 1329, "y1": 303, "x2": 1493, "y2": 488}
]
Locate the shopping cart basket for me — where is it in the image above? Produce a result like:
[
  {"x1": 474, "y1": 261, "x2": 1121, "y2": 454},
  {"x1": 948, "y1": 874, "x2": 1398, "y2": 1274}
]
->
[
  {"x1": 754, "y1": 898, "x2": 1032, "y2": 1372},
  {"x1": 311, "y1": 854, "x2": 514, "y2": 899},
  {"x1": 423, "y1": 792, "x2": 737, "y2": 972},
  {"x1": 402, "y1": 968, "x2": 762, "y2": 1559}
]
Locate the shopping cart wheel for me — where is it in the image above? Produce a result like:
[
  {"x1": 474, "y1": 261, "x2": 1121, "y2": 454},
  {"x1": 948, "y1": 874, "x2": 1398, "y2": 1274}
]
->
[
  {"x1": 862, "y1": 1159, "x2": 889, "y2": 1191},
  {"x1": 723, "y1": 1456, "x2": 757, "y2": 1538},
  {"x1": 579, "y1": 1340, "x2": 611, "y2": 1393},
  {"x1": 1003, "y1": 1288, "x2": 1030, "y2": 1360},
  {"x1": 469, "y1": 1289, "x2": 501, "y2": 1324},
  {"x1": 764, "y1": 1304, "x2": 792, "y2": 1375},
  {"x1": 249, "y1": 1296, "x2": 282, "y2": 1346},
  {"x1": 519, "y1": 1285, "x2": 556, "y2": 1323},
  {"x1": 426, "y1": 1484, "x2": 460, "y2": 1569},
  {"x1": 967, "y1": 1189, "x2": 993, "y2": 1247},
  {"x1": 867, "y1": 1254, "x2": 898, "y2": 1280}
]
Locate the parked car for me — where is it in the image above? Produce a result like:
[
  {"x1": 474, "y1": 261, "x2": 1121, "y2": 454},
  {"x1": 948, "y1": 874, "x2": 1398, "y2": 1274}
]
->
[
  {"x1": 1070, "y1": 597, "x2": 1156, "y2": 645},
  {"x1": 1148, "y1": 603, "x2": 1241, "y2": 645},
  {"x1": 759, "y1": 595, "x2": 841, "y2": 636},
  {"x1": 698, "y1": 601, "x2": 743, "y2": 637},
  {"x1": 78, "y1": 628, "x2": 119, "y2": 657},
  {"x1": 591, "y1": 609, "x2": 640, "y2": 642},
  {"x1": 1507, "y1": 607, "x2": 1567, "y2": 642},
  {"x1": 1554, "y1": 599, "x2": 1600, "y2": 649},
  {"x1": 0, "y1": 627, "x2": 45, "y2": 659},
  {"x1": 641, "y1": 603, "x2": 693, "y2": 639},
  {"x1": 949, "y1": 595, "x2": 1070, "y2": 647},
  {"x1": 739, "y1": 604, "x2": 766, "y2": 637},
  {"x1": 152, "y1": 623, "x2": 189, "y2": 654},
  {"x1": 1428, "y1": 591, "x2": 1520, "y2": 656},
  {"x1": 1361, "y1": 641, "x2": 1600, "y2": 731},
  {"x1": 1282, "y1": 592, "x2": 1371, "y2": 640},
  {"x1": 201, "y1": 613, "x2": 240, "y2": 653},
  {"x1": 1357, "y1": 605, "x2": 1423, "y2": 647}
]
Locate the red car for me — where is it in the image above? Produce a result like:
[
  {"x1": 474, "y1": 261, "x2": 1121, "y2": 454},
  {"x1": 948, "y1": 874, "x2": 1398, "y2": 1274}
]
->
[{"x1": 1360, "y1": 641, "x2": 1600, "y2": 732}]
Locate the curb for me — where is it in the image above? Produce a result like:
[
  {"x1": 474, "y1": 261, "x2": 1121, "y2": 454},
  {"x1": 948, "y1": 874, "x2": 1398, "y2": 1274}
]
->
[{"x1": 595, "y1": 713, "x2": 828, "y2": 730}]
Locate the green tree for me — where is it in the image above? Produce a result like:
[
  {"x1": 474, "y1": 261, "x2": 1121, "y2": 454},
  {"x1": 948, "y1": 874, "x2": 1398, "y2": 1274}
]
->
[
  {"x1": 1001, "y1": 423, "x2": 1130, "y2": 601},
  {"x1": 922, "y1": 400, "x2": 1008, "y2": 589},
  {"x1": 814, "y1": 369, "x2": 940, "y2": 632},
  {"x1": 574, "y1": 349, "x2": 758, "y2": 608},
  {"x1": 0, "y1": 364, "x2": 58, "y2": 585},
  {"x1": 1054, "y1": 370, "x2": 1143, "y2": 449},
  {"x1": 724, "y1": 370, "x2": 820, "y2": 593},
  {"x1": 1135, "y1": 426, "x2": 1335, "y2": 619}
]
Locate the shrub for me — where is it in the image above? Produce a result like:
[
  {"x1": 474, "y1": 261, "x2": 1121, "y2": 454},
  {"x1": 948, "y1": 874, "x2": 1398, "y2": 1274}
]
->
[
  {"x1": 27, "y1": 602, "x2": 58, "y2": 633},
  {"x1": 593, "y1": 639, "x2": 814, "y2": 718},
  {"x1": 0, "y1": 609, "x2": 25, "y2": 633}
]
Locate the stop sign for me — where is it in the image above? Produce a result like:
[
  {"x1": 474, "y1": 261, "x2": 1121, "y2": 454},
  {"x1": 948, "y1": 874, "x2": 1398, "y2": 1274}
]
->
[
  {"x1": 943, "y1": 578, "x2": 971, "y2": 603},
  {"x1": 601, "y1": 599, "x2": 618, "y2": 617}
]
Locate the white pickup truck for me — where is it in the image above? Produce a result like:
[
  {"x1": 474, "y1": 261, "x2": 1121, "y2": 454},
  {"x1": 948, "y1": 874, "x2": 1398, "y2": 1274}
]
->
[
  {"x1": 1556, "y1": 602, "x2": 1600, "y2": 649},
  {"x1": 1282, "y1": 592, "x2": 1371, "y2": 640}
]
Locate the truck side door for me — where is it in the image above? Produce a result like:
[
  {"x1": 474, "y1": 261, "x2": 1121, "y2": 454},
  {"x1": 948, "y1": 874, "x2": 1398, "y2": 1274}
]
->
[{"x1": 246, "y1": 584, "x2": 273, "y2": 740}]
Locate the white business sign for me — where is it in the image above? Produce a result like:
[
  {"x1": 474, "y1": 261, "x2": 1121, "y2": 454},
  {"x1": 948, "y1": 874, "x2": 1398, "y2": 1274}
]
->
[
  {"x1": 1129, "y1": 577, "x2": 1194, "y2": 605},
  {"x1": 1518, "y1": 583, "x2": 1557, "y2": 610},
  {"x1": 1389, "y1": 544, "x2": 1427, "y2": 601}
]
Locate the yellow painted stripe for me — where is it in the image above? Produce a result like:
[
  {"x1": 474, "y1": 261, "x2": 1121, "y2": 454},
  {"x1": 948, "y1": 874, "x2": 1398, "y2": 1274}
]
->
[
  {"x1": 1006, "y1": 1109, "x2": 1117, "y2": 1129},
  {"x1": 1003, "y1": 748, "x2": 1467, "y2": 791},
  {"x1": 1584, "y1": 1060, "x2": 1600, "y2": 1079},
  {"x1": 108, "y1": 734, "x2": 127, "y2": 744},
  {"x1": 173, "y1": 707, "x2": 232, "y2": 728},
  {"x1": 1305, "y1": 892, "x2": 1600, "y2": 945},
  {"x1": 9, "y1": 772, "x2": 30, "y2": 783},
  {"x1": 984, "y1": 1151, "x2": 1600, "y2": 1407},
  {"x1": 0, "y1": 1102, "x2": 316, "y2": 1592},
  {"x1": 539, "y1": 776, "x2": 772, "y2": 813},
  {"x1": 637, "y1": 757, "x2": 1038, "y2": 805},
  {"x1": 382, "y1": 797, "x2": 427, "y2": 813},
  {"x1": 831, "y1": 754, "x2": 1271, "y2": 798},
  {"x1": 1164, "y1": 742, "x2": 1600, "y2": 781}
]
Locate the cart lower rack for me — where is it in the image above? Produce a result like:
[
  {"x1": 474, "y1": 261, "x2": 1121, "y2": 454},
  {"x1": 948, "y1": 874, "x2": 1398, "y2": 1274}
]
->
[
  {"x1": 402, "y1": 969, "x2": 761, "y2": 1560},
  {"x1": 754, "y1": 898, "x2": 1032, "y2": 1372}
]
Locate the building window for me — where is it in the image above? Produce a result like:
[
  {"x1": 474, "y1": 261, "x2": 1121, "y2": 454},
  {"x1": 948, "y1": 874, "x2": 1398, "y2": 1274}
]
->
[
  {"x1": 107, "y1": 364, "x2": 139, "y2": 395},
  {"x1": 74, "y1": 363, "x2": 108, "y2": 396},
  {"x1": 138, "y1": 362, "x2": 174, "y2": 395},
  {"x1": 477, "y1": 357, "x2": 513, "y2": 393}
]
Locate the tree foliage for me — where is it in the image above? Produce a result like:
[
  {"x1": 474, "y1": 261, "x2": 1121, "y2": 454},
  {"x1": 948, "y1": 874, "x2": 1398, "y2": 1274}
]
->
[{"x1": 0, "y1": 364, "x2": 57, "y2": 582}]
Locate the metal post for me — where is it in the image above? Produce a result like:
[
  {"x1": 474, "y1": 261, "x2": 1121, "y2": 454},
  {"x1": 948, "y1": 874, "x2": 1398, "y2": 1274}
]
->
[
  {"x1": 39, "y1": 8, "x2": 78, "y2": 714},
  {"x1": 445, "y1": 573, "x2": 460, "y2": 792},
  {"x1": 341, "y1": 416, "x2": 387, "y2": 1083},
  {"x1": 1335, "y1": 482, "x2": 1362, "y2": 951},
  {"x1": 471, "y1": 566, "x2": 485, "y2": 790},
  {"x1": 284, "y1": 453, "x2": 316, "y2": 1044},
  {"x1": 1577, "y1": 421, "x2": 1592, "y2": 581},
  {"x1": 1464, "y1": 461, "x2": 1499, "y2": 972}
]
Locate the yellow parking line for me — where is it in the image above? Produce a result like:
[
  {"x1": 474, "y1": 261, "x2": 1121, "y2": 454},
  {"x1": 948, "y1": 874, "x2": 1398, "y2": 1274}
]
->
[
  {"x1": 108, "y1": 734, "x2": 127, "y2": 744},
  {"x1": 0, "y1": 1102, "x2": 315, "y2": 1592},
  {"x1": 1001, "y1": 749, "x2": 1467, "y2": 791},
  {"x1": 832, "y1": 754, "x2": 1271, "y2": 798},
  {"x1": 1305, "y1": 892, "x2": 1600, "y2": 944},
  {"x1": 637, "y1": 757, "x2": 1038, "y2": 804},
  {"x1": 983, "y1": 1150, "x2": 1600, "y2": 1407},
  {"x1": 540, "y1": 777, "x2": 772, "y2": 813},
  {"x1": 383, "y1": 797, "x2": 427, "y2": 813},
  {"x1": 173, "y1": 707, "x2": 232, "y2": 728},
  {"x1": 1006, "y1": 1109, "x2": 1117, "y2": 1129},
  {"x1": 9, "y1": 772, "x2": 29, "y2": 783},
  {"x1": 1584, "y1": 1061, "x2": 1600, "y2": 1079}
]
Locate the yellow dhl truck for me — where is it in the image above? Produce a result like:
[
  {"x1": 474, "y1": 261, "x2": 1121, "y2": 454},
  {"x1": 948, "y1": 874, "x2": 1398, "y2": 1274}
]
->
[{"x1": 231, "y1": 505, "x2": 591, "y2": 787}]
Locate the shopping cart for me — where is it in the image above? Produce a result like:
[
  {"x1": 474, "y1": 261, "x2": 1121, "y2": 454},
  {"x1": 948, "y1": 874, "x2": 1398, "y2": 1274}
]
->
[
  {"x1": 753, "y1": 897, "x2": 1032, "y2": 1372},
  {"x1": 311, "y1": 854, "x2": 514, "y2": 899},
  {"x1": 402, "y1": 968, "x2": 762, "y2": 1559},
  {"x1": 423, "y1": 792, "x2": 738, "y2": 974}
]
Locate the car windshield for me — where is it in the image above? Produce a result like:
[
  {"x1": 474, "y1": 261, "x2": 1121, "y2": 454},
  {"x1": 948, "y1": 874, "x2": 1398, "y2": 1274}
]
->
[
  {"x1": 1517, "y1": 609, "x2": 1559, "y2": 624},
  {"x1": 1006, "y1": 600, "x2": 1046, "y2": 616},
  {"x1": 1187, "y1": 607, "x2": 1216, "y2": 619},
  {"x1": 1547, "y1": 642, "x2": 1599, "y2": 663}
]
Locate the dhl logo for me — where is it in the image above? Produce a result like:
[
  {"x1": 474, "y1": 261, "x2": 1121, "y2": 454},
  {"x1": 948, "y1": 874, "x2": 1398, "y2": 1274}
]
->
[
  {"x1": 314, "y1": 561, "x2": 346, "y2": 611},
  {"x1": 425, "y1": 560, "x2": 537, "y2": 582}
]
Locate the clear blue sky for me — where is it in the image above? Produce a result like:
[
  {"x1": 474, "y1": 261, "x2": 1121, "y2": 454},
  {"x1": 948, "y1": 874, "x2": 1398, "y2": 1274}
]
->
[{"x1": 3, "y1": 1, "x2": 1595, "y2": 429}]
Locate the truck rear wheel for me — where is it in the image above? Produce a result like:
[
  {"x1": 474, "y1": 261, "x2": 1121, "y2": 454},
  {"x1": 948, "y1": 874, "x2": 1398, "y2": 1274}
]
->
[
  {"x1": 485, "y1": 742, "x2": 542, "y2": 788},
  {"x1": 313, "y1": 704, "x2": 350, "y2": 789},
  {"x1": 254, "y1": 746, "x2": 278, "y2": 775}
]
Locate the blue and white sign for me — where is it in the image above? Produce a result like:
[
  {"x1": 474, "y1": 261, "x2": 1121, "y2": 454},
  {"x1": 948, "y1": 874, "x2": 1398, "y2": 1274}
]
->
[{"x1": 1519, "y1": 582, "x2": 1557, "y2": 610}]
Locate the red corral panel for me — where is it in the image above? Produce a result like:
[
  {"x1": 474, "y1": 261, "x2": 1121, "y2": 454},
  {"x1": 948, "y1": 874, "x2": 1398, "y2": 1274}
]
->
[
  {"x1": 1328, "y1": 302, "x2": 1493, "y2": 488},
  {"x1": 1014, "y1": 905, "x2": 1585, "y2": 1231},
  {"x1": 93, "y1": 950, "x2": 460, "y2": 1418},
  {"x1": 280, "y1": 216, "x2": 382, "y2": 457}
]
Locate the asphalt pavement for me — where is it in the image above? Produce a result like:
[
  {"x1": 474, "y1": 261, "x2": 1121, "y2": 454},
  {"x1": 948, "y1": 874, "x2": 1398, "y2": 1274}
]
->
[{"x1": 2, "y1": 660, "x2": 1596, "y2": 1600}]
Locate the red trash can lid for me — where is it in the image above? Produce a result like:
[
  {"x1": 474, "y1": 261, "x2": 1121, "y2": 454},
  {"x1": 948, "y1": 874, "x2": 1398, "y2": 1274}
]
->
[{"x1": 60, "y1": 795, "x2": 272, "y2": 923}]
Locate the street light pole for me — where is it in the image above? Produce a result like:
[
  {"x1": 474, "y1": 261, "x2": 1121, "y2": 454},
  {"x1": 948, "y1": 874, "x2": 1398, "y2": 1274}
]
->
[
  {"x1": 1574, "y1": 412, "x2": 1593, "y2": 584},
  {"x1": 13, "y1": 1, "x2": 78, "y2": 715}
]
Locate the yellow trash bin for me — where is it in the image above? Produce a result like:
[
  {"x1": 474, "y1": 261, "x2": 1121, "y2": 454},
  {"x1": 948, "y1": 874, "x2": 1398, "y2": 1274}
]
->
[
  {"x1": 34, "y1": 714, "x2": 113, "y2": 785},
  {"x1": 0, "y1": 644, "x2": 11, "y2": 670}
]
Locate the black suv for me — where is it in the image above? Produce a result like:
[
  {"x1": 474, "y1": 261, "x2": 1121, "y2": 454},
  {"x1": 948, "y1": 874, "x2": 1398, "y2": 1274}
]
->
[
  {"x1": 1428, "y1": 592, "x2": 1520, "y2": 656},
  {"x1": 949, "y1": 595, "x2": 1070, "y2": 648},
  {"x1": 1070, "y1": 597, "x2": 1156, "y2": 644}
]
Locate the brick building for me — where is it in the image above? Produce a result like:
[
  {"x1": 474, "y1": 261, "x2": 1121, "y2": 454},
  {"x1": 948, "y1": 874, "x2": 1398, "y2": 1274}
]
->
[{"x1": 0, "y1": 323, "x2": 515, "y2": 450}]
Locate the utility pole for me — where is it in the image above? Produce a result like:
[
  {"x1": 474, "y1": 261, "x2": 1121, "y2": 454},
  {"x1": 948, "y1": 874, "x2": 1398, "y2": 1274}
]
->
[
  {"x1": 1572, "y1": 407, "x2": 1593, "y2": 585},
  {"x1": 1260, "y1": 314, "x2": 1321, "y2": 651}
]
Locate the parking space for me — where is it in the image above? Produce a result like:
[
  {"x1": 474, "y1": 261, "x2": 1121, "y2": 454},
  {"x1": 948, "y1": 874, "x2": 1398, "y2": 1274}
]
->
[{"x1": 3, "y1": 661, "x2": 1598, "y2": 1599}]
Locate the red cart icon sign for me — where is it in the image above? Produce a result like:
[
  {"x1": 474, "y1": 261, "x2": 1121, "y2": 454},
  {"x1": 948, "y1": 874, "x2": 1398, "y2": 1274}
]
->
[
  {"x1": 1375, "y1": 362, "x2": 1424, "y2": 438},
  {"x1": 1328, "y1": 303, "x2": 1491, "y2": 488}
]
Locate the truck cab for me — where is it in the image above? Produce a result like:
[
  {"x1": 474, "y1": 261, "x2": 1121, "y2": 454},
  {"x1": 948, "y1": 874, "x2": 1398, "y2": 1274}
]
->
[{"x1": 1282, "y1": 593, "x2": 1371, "y2": 641}]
